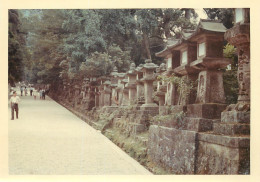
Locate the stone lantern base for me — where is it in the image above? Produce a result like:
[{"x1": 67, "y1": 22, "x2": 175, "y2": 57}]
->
[
  {"x1": 140, "y1": 103, "x2": 159, "y2": 116},
  {"x1": 101, "y1": 105, "x2": 119, "y2": 113}
]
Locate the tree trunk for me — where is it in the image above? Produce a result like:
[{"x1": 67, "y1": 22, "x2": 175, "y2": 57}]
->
[
  {"x1": 143, "y1": 32, "x2": 151, "y2": 59},
  {"x1": 182, "y1": 8, "x2": 191, "y2": 19}
]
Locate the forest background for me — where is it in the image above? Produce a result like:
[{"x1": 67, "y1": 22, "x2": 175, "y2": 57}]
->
[{"x1": 8, "y1": 8, "x2": 238, "y2": 104}]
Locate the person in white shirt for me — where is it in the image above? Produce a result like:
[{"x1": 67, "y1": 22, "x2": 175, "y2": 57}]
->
[{"x1": 10, "y1": 91, "x2": 20, "y2": 120}]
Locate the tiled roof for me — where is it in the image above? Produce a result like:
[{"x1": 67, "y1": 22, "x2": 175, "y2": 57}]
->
[{"x1": 155, "y1": 19, "x2": 227, "y2": 58}]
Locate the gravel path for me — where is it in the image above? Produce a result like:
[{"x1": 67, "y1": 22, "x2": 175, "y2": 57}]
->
[{"x1": 8, "y1": 89, "x2": 152, "y2": 175}]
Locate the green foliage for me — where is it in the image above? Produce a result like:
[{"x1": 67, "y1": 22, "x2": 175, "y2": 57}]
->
[
  {"x1": 19, "y1": 9, "x2": 67, "y2": 84},
  {"x1": 8, "y1": 10, "x2": 28, "y2": 85},
  {"x1": 62, "y1": 10, "x2": 106, "y2": 63},
  {"x1": 77, "y1": 44, "x2": 131, "y2": 78},
  {"x1": 204, "y1": 8, "x2": 234, "y2": 29},
  {"x1": 157, "y1": 74, "x2": 197, "y2": 97},
  {"x1": 79, "y1": 52, "x2": 113, "y2": 78},
  {"x1": 151, "y1": 111, "x2": 186, "y2": 126},
  {"x1": 223, "y1": 43, "x2": 238, "y2": 104},
  {"x1": 223, "y1": 43, "x2": 237, "y2": 59},
  {"x1": 12, "y1": 9, "x2": 200, "y2": 85},
  {"x1": 107, "y1": 44, "x2": 131, "y2": 72}
]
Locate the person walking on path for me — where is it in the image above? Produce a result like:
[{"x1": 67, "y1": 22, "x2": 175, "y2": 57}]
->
[
  {"x1": 39, "y1": 89, "x2": 43, "y2": 100},
  {"x1": 30, "y1": 87, "x2": 33, "y2": 96},
  {"x1": 33, "y1": 90, "x2": 37, "y2": 100},
  {"x1": 20, "y1": 86, "x2": 24, "y2": 96},
  {"x1": 42, "y1": 89, "x2": 45, "y2": 100},
  {"x1": 24, "y1": 87, "x2": 28, "y2": 96},
  {"x1": 10, "y1": 91, "x2": 20, "y2": 120}
]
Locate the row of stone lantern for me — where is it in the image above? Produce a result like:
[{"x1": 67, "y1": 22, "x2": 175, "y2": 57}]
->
[
  {"x1": 156, "y1": 19, "x2": 231, "y2": 111},
  {"x1": 59, "y1": 12, "x2": 249, "y2": 120},
  {"x1": 87, "y1": 59, "x2": 159, "y2": 113},
  {"x1": 148, "y1": 9, "x2": 250, "y2": 174}
]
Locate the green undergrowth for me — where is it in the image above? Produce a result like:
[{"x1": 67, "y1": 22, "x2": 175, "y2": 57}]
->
[
  {"x1": 150, "y1": 111, "x2": 186, "y2": 125},
  {"x1": 104, "y1": 127, "x2": 170, "y2": 175}
]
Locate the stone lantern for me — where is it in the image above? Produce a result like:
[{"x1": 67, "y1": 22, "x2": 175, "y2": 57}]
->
[
  {"x1": 170, "y1": 30, "x2": 198, "y2": 105},
  {"x1": 155, "y1": 63, "x2": 167, "y2": 107},
  {"x1": 135, "y1": 64, "x2": 145, "y2": 105},
  {"x1": 172, "y1": 30, "x2": 197, "y2": 76},
  {"x1": 110, "y1": 66, "x2": 119, "y2": 106},
  {"x1": 194, "y1": 15, "x2": 250, "y2": 174},
  {"x1": 88, "y1": 84, "x2": 96, "y2": 110},
  {"x1": 121, "y1": 78, "x2": 129, "y2": 106},
  {"x1": 234, "y1": 8, "x2": 250, "y2": 24},
  {"x1": 140, "y1": 59, "x2": 159, "y2": 110},
  {"x1": 94, "y1": 87, "x2": 99, "y2": 108},
  {"x1": 67, "y1": 82, "x2": 72, "y2": 102},
  {"x1": 98, "y1": 77, "x2": 106, "y2": 107},
  {"x1": 74, "y1": 84, "x2": 81, "y2": 97},
  {"x1": 189, "y1": 19, "x2": 231, "y2": 104},
  {"x1": 103, "y1": 80, "x2": 111, "y2": 106},
  {"x1": 74, "y1": 84, "x2": 81, "y2": 107},
  {"x1": 63, "y1": 79, "x2": 67, "y2": 91},
  {"x1": 126, "y1": 63, "x2": 137, "y2": 105},
  {"x1": 224, "y1": 8, "x2": 250, "y2": 112},
  {"x1": 155, "y1": 38, "x2": 181, "y2": 74},
  {"x1": 155, "y1": 39, "x2": 182, "y2": 107},
  {"x1": 115, "y1": 73, "x2": 125, "y2": 106}
]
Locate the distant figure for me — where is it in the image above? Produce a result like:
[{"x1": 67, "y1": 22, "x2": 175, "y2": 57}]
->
[
  {"x1": 42, "y1": 89, "x2": 46, "y2": 100},
  {"x1": 24, "y1": 87, "x2": 28, "y2": 96},
  {"x1": 10, "y1": 91, "x2": 20, "y2": 120},
  {"x1": 39, "y1": 89, "x2": 43, "y2": 100},
  {"x1": 45, "y1": 89, "x2": 49, "y2": 95},
  {"x1": 33, "y1": 90, "x2": 37, "y2": 100},
  {"x1": 20, "y1": 87, "x2": 24, "y2": 96},
  {"x1": 30, "y1": 87, "x2": 33, "y2": 96}
]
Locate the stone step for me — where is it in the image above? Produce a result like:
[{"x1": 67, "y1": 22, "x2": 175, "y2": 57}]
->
[
  {"x1": 221, "y1": 111, "x2": 250, "y2": 123},
  {"x1": 213, "y1": 123, "x2": 250, "y2": 136},
  {"x1": 185, "y1": 117, "x2": 213, "y2": 132},
  {"x1": 187, "y1": 103, "x2": 226, "y2": 119}
]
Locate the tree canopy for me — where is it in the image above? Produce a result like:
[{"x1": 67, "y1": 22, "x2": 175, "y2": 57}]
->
[{"x1": 9, "y1": 8, "x2": 235, "y2": 87}]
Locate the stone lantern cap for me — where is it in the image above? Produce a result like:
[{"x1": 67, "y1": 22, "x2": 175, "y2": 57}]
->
[
  {"x1": 127, "y1": 63, "x2": 137, "y2": 75},
  {"x1": 125, "y1": 83, "x2": 136, "y2": 89},
  {"x1": 121, "y1": 79, "x2": 128, "y2": 83},
  {"x1": 224, "y1": 23, "x2": 250, "y2": 46},
  {"x1": 110, "y1": 83, "x2": 118, "y2": 88},
  {"x1": 173, "y1": 65, "x2": 198, "y2": 76},
  {"x1": 155, "y1": 39, "x2": 180, "y2": 57},
  {"x1": 117, "y1": 73, "x2": 126, "y2": 78},
  {"x1": 158, "y1": 63, "x2": 166, "y2": 72},
  {"x1": 135, "y1": 64, "x2": 144, "y2": 72},
  {"x1": 196, "y1": 19, "x2": 226, "y2": 33},
  {"x1": 103, "y1": 80, "x2": 111, "y2": 85},
  {"x1": 141, "y1": 59, "x2": 159, "y2": 71},
  {"x1": 190, "y1": 57, "x2": 231, "y2": 70},
  {"x1": 155, "y1": 19, "x2": 227, "y2": 58},
  {"x1": 110, "y1": 66, "x2": 118, "y2": 77}
]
